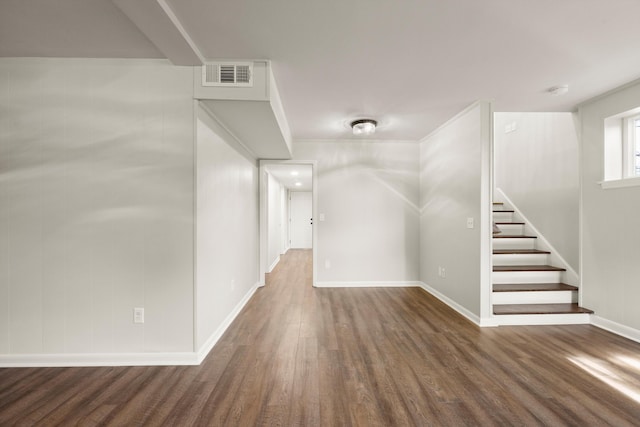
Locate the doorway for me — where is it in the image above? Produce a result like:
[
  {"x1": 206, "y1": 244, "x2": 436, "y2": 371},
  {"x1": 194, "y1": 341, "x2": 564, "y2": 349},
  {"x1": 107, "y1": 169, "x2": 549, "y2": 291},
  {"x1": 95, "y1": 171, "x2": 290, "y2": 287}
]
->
[
  {"x1": 290, "y1": 191, "x2": 312, "y2": 248},
  {"x1": 259, "y1": 161, "x2": 317, "y2": 287}
]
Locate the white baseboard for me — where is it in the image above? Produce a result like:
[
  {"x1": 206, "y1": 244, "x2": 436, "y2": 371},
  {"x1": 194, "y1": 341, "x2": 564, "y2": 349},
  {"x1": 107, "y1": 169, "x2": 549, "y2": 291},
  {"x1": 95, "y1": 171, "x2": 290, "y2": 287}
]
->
[
  {"x1": 417, "y1": 282, "x2": 482, "y2": 326},
  {"x1": 314, "y1": 281, "x2": 422, "y2": 288},
  {"x1": 196, "y1": 281, "x2": 259, "y2": 363},
  {"x1": 591, "y1": 315, "x2": 640, "y2": 344},
  {"x1": 0, "y1": 282, "x2": 260, "y2": 368},
  {"x1": 0, "y1": 352, "x2": 199, "y2": 368},
  {"x1": 268, "y1": 256, "x2": 280, "y2": 273}
]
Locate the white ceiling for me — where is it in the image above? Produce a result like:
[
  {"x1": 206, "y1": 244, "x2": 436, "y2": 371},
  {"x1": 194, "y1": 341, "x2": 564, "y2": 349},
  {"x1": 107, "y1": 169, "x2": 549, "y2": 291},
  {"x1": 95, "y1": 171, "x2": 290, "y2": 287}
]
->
[
  {"x1": 265, "y1": 164, "x2": 312, "y2": 192},
  {"x1": 2, "y1": 0, "x2": 640, "y2": 140}
]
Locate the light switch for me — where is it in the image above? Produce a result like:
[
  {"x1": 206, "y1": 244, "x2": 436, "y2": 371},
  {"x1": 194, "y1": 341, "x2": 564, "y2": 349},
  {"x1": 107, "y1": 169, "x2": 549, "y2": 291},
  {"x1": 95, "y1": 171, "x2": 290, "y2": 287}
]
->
[
  {"x1": 134, "y1": 307, "x2": 144, "y2": 324},
  {"x1": 319, "y1": 213, "x2": 325, "y2": 221}
]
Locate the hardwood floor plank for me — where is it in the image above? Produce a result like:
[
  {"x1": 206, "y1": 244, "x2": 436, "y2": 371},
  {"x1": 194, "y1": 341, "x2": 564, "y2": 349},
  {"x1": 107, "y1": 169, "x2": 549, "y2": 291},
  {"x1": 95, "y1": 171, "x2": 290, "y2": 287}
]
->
[{"x1": 1, "y1": 249, "x2": 639, "y2": 425}]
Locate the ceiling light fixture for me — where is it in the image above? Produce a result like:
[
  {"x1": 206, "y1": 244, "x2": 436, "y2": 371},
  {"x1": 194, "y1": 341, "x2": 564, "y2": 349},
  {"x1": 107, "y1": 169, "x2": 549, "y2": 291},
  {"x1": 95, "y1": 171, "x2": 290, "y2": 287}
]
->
[
  {"x1": 295, "y1": 182, "x2": 302, "y2": 187},
  {"x1": 351, "y1": 119, "x2": 377, "y2": 135},
  {"x1": 290, "y1": 170, "x2": 299, "y2": 176},
  {"x1": 548, "y1": 85, "x2": 569, "y2": 96}
]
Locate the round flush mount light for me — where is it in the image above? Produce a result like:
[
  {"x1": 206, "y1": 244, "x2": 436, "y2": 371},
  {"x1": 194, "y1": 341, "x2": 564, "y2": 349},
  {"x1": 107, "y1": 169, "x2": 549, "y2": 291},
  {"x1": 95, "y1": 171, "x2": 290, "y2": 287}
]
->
[
  {"x1": 295, "y1": 182, "x2": 302, "y2": 187},
  {"x1": 351, "y1": 119, "x2": 377, "y2": 135},
  {"x1": 290, "y1": 170, "x2": 299, "y2": 176},
  {"x1": 548, "y1": 85, "x2": 569, "y2": 96}
]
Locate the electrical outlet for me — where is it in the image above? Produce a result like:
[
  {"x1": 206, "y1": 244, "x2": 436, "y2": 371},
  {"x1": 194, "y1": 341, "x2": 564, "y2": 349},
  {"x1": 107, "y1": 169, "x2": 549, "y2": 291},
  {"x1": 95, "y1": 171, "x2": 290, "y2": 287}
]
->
[
  {"x1": 319, "y1": 213, "x2": 325, "y2": 221},
  {"x1": 467, "y1": 217, "x2": 474, "y2": 229},
  {"x1": 134, "y1": 307, "x2": 144, "y2": 324},
  {"x1": 438, "y1": 266, "x2": 446, "y2": 278}
]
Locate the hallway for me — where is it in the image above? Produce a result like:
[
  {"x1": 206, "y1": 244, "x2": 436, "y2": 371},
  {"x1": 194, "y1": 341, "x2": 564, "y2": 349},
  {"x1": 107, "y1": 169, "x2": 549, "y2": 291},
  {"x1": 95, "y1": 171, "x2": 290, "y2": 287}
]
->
[{"x1": 1, "y1": 249, "x2": 640, "y2": 425}]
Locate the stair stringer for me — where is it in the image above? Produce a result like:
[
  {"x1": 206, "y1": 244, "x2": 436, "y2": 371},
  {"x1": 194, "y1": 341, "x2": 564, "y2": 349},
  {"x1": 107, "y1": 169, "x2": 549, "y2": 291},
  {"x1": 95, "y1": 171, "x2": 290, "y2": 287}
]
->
[{"x1": 494, "y1": 188, "x2": 579, "y2": 287}]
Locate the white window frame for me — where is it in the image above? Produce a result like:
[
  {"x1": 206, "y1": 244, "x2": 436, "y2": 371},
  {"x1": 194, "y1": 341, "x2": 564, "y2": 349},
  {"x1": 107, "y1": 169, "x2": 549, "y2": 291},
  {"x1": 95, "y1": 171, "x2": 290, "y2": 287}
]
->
[
  {"x1": 601, "y1": 108, "x2": 640, "y2": 189},
  {"x1": 623, "y1": 114, "x2": 640, "y2": 178}
]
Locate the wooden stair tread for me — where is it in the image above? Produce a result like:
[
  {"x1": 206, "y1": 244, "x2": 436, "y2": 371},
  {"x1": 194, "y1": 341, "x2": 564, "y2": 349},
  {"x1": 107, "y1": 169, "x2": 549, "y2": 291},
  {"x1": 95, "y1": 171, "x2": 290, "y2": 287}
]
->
[
  {"x1": 493, "y1": 249, "x2": 551, "y2": 254},
  {"x1": 493, "y1": 303, "x2": 594, "y2": 315},
  {"x1": 493, "y1": 283, "x2": 578, "y2": 292},
  {"x1": 494, "y1": 222, "x2": 525, "y2": 225},
  {"x1": 493, "y1": 209, "x2": 514, "y2": 213},
  {"x1": 493, "y1": 235, "x2": 537, "y2": 239},
  {"x1": 493, "y1": 202, "x2": 504, "y2": 205},
  {"x1": 493, "y1": 265, "x2": 566, "y2": 272}
]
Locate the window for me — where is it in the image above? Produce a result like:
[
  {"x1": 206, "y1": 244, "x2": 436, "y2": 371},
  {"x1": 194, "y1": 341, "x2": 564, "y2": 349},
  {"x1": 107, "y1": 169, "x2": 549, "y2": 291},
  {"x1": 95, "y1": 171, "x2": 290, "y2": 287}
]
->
[
  {"x1": 627, "y1": 115, "x2": 640, "y2": 177},
  {"x1": 602, "y1": 107, "x2": 640, "y2": 188}
]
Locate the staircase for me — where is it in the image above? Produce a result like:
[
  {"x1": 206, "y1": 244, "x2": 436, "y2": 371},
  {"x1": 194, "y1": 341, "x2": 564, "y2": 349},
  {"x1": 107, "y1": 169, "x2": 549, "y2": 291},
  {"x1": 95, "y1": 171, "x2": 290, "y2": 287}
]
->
[{"x1": 492, "y1": 201, "x2": 593, "y2": 325}]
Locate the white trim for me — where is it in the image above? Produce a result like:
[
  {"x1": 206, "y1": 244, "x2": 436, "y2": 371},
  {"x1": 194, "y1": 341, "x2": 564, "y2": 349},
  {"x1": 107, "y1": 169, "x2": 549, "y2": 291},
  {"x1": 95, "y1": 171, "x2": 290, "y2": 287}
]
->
[
  {"x1": 0, "y1": 352, "x2": 199, "y2": 368},
  {"x1": 417, "y1": 282, "x2": 483, "y2": 326},
  {"x1": 314, "y1": 281, "x2": 423, "y2": 288},
  {"x1": 578, "y1": 107, "x2": 584, "y2": 307},
  {"x1": 268, "y1": 255, "x2": 280, "y2": 273},
  {"x1": 196, "y1": 282, "x2": 259, "y2": 363},
  {"x1": 495, "y1": 188, "x2": 579, "y2": 286},
  {"x1": 480, "y1": 101, "x2": 494, "y2": 321},
  {"x1": 156, "y1": 0, "x2": 206, "y2": 64},
  {"x1": 599, "y1": 176, "x2": 640, "y2": 189},
  {"x1": 259, "y1": 160, "x2": 318, "y2": 287},
  {"x1": 576, "y1": 75, "x2": 640, "y2": 109},
  {"x1": 193, "y1": 99, "x2": 199, "y2": 354},
  {"x1": 591, "y1": 315, "x2": 640, "y2": 344},
  {"x1": 420, "y1": 100, "x2": 487, "y2": 143}
]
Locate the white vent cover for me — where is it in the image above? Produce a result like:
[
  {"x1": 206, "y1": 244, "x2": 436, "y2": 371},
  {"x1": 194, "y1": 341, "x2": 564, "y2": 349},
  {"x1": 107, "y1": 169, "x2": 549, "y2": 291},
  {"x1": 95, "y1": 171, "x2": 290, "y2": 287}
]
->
[{"x1": 202, "y1": 62, "x2": 253, "y2": 87}]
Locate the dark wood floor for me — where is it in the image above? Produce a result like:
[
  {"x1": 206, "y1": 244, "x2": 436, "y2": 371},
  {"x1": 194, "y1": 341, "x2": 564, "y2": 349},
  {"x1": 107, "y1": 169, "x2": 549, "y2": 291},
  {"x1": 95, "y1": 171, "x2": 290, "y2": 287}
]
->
[{"x1": 1, "y1": 249, "x2": 640, "y2": 426}]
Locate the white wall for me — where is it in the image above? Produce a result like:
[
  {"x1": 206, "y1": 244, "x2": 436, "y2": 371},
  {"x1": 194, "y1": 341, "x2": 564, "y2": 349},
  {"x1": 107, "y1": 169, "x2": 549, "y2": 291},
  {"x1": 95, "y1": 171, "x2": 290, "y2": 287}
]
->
[
  {"x1": 266, "y1": 172, "x2": 283, "y2": 270},
  {"x1": 494, "y1": 112, "x2": 580, "y2": 270},
  {"x1": 293, "y1": 141, "x2": 420, "y2": 284},
  {"x1": 0, "y1": 58, "x2": 195, "y2": 355},
  {"x1": 580, "y1": 80, "x2": 640, "y2": 334},
  {"x1": 281, "y1": 187, "x2": 289, "y2": 253},
  {"x1": 419, "y1": 102, "x2": 492, "y2": 320},
  {"x1": 195, "y1": 107, "x2": 259, "y2": 351}
]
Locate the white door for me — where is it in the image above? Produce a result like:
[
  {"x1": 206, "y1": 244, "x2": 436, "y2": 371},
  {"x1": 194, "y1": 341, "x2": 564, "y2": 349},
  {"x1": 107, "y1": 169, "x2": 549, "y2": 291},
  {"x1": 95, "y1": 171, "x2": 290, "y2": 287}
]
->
[{"x1": 290, "y1": 191, "x2": 312, "y2": 248}]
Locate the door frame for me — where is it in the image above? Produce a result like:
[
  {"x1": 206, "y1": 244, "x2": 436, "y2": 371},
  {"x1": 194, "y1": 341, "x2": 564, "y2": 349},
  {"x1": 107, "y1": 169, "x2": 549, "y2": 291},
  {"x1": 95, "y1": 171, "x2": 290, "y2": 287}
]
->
[{"x1": 259, "y1": 160, "x2": 318, "y2": 287}]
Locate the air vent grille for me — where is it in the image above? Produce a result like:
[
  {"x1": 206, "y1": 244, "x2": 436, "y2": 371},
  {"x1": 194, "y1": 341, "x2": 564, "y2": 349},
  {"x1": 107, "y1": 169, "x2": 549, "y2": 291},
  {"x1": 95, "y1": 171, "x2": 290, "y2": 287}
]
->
[
  {"x1": 236, "y1": 65, "x2": 250, "y2": 83},
  {"x1": 220, "y1": 65, "x2": 235, "y2": 83},
  {"x1": 204, "y1": 64, "x2": 218, "y2": 84},
  {"x1": 202, "y1": 62, "x2": 253, "y2": 87}
]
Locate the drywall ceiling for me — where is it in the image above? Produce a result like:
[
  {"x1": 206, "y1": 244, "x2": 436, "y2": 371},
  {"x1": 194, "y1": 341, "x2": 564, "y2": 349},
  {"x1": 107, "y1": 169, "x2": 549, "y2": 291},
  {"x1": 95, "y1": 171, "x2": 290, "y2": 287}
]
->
[
  {"x1": 2, "y1": 0, "x2": 640, "y2": 140},
  {"x1": 265, "y1": 164, "x2": 312, "y2": 192},
  {"x1": 0, "y1": 0, "x2": 163, "y2": 58}
]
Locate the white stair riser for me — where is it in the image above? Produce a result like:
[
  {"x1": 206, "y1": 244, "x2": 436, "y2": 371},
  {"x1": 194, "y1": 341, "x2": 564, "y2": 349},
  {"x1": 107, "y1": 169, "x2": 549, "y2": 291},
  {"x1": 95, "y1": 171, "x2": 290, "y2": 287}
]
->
[
  {"x1": 492, "y1": 313, "x2": 591, "y2": 326},
  {"x1": 494, "y1": 224, "x2": 524, "y2": 235},
  {"x1": 493, "y1": 253, "x2": 548, "y2": 266},
  {"x1": 492, "y1": 238, "x2": 536, "y2": 250},
  {"x1": 492, "y1": 291, "x2": 576, "y2": 304},
  {"x1": 493, "y1": 212, "x2": 514, "y2": 222},
  {"x1": 492, "y1": 270, "x2": 563, "y2": 284}
]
